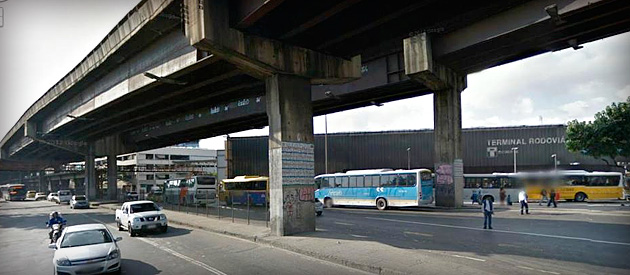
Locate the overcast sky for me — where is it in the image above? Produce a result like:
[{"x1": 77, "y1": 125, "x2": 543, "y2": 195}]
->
[{"x1": 0, "y1": 1, "x2": 628, "y2": 150}]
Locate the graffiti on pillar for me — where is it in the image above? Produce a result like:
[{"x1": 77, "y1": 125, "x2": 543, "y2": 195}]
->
[
  {"x1": 299, "y1": 186, "x2": 315, "y2": 201},
  {"x1": 283, "y1": 185, "x2": 315, "y2": 232},
  {"x1": 435, "y1": 164, "x2": 454, "y2": 200}
]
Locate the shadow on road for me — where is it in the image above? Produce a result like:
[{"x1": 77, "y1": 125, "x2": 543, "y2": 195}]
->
[{"x1": 121, "y1": 259, "x2": 161, "y2": 274}]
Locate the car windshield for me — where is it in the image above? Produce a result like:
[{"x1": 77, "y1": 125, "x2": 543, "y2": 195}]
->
[
  {"x1": 130, "y1": 203, "x2": 158, "y2": 213},
  {"x1": 59, "y1": 191, "x2": 70, "y2": 196},
  {"x1": 75, "y1": 196, "x2": 86, "y2": 201},
  {"x1": 60, "y1": 229, "x2": 113, "y2": 248}
]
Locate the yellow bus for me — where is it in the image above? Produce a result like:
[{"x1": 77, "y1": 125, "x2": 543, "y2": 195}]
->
[
  {"x1": 219, "y1": 176, "x2": 268, "y2": 205},
  {"x1": 524, "y1": 170, "x2": 624, "y2": 202}
]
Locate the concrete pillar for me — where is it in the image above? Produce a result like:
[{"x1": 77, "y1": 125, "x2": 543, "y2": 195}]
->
[
  {"x1": 39, "y1": 171, "x2": 46, "y2": 192},
  {"x1": 85, "y1": 142, "x2": 96, "y2": 200},
  {"x1": 266, "y1": 74, "x2": 316, "y2": 236},
  {"x1": 404, "y1": 33, "x2": 465, "y2": 207},
  {"x1": 107, "y1": 153, "x2": 117, "y2": 200}
]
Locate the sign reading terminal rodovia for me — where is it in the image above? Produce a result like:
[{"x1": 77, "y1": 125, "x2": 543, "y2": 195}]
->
[
  {"x1": 486, "y1": 136, "x2": 566, "y2": 158},
  {"x1": 487, "y1": 136, "x2": 566, "y2": 146}
]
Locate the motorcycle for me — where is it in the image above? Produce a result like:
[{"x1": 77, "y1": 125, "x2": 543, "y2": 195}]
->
[{"x1": 50, "y1": 223, "x2": 64, "y2": 243}]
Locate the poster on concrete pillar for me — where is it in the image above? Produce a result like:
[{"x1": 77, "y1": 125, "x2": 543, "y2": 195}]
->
[{"x1": 281, "y1": 142, "x2": 315, "y2": 185}]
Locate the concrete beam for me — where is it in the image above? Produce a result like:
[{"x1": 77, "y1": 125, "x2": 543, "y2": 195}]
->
[
  {"x1": 184, "y1": 0, "x2": 361, "y2": 84},
  {"x1": 432, "y1": 0, "x2": 604, "y2": 58},
  {"x1": 266, "y1": 74, "x2": 316, "y2": 236},
  {"x1": 403, "y1": 33, "x2": 466, "y2": 91}
]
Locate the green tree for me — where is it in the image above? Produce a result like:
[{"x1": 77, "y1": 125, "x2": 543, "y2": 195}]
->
[{"x1": 566, "y1": 97, "x2": 630, "y2": 167}]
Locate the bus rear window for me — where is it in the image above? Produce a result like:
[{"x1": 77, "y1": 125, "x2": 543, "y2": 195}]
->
[{"x1": 198, "y1": 177, "x2": 216, "y2": 185}]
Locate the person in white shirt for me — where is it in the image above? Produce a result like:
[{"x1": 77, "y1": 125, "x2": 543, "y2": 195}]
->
[
  {"x1": 482, "y1": 197, "x2": 494, "y2": 229},
  {"x1": 518, "y1": 190, "x2": 529, "y2": 215}
]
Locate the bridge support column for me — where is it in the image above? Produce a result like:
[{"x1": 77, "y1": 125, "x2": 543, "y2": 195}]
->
[
  {"x1": 266, "y1": 74, "x2": 316, "y2": 236},
  {"x1": 404, "y1": 33, "x2": 466, "y2": 207},
  {"x1": 85, "y1": 143, "x2": 96, "y2": 200},
  {"x1": 39, "y1": 171, "x2": 46, "y2": 192},
  {"x1": 107, "y1": 153, "x2": 117, "y2": 200}
]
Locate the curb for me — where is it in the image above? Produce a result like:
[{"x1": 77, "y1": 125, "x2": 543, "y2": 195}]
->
[{"x1": 96, "y1": 204, "x2": 403, "y2": 275}]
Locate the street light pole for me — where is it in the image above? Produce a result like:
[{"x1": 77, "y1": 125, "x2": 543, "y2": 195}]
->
[
  {"x1": 551, "y1": 154, "x2": 557, "y2": 171},
  {"x1": 324, "y1": 115, "x2": 328, "y2": 174},
  {"x1": 511, "y1": 147, "x2": 518, "y2": 173},
  {"x1": 407, "y1": 147, "x2": 411, "y2": 170}
]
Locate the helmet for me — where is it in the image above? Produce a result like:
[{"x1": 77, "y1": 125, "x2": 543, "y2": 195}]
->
[{"x1": 50, "y1": 211, "x2": 59, "y2": 219}]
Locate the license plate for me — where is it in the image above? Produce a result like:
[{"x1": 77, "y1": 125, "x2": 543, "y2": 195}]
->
[{"x1": 147, "y1": 224, "x2": 157, "y2": 229}]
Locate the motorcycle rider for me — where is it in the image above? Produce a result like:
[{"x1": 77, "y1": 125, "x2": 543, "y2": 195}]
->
[{"x1": 46, "y1": 211, "x2": 66, "y2": 243}]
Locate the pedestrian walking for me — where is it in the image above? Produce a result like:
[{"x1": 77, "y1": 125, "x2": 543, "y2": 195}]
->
[
  {"x1": 518, "y1": 189, "x2": 529, "y2": 215},
  {"x1": 477, "y1": 185, "x2": 483, "y2": 205},
  {"x1": 539, "y1": 188, "x2": 548, "y2": 206},
  {"x1": 482, "y1": 197, "x2": 494, "y2": 229},
  {"x1": 547, "y1": 188, "x2": 558, "y2": 208},
  {"x1": 471, "y1": 184, "x2": 479, "y2": 205},
  {"x1": 499, "y1": 187, "x2": 506, "y2": 205}
]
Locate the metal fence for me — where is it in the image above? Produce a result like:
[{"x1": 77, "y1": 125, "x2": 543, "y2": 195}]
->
[{"x1": 128, "y1": 189, "x2": 269, "y2": 227}]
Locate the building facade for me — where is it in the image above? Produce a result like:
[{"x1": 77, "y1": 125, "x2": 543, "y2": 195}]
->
[
  {"x1": 227, "y1": 125, "x2": 628, "y2": 177},
  {"x1": 116, "y1": 146, "x2": 217, "y2": 192}
]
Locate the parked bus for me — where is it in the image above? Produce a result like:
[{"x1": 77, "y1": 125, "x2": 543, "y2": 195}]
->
[
  {"x1": 0, "y1": 184, "x2": 27, "y2": 201},
  {"x1": 463, "y1": 170, "x2": 624, "y2": 203},
  {"x1": 219, "y1": 176, "x2": 268, "y2": 205},
  {"x1": 163, "y1": 175, "x2": 217, "y2": 205},
  {"x1": 315, "y1": 169, "x2": 434, "y2": 210}
]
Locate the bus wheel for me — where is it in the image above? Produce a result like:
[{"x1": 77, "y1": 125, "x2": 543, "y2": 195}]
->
[
  {"x1": 376, "y1": 198, "x2": 388, "y2": 211},
  {"x1": 574, "y1": 192, "x2": 587, "y2": 202},
  {"x1": 324, "y1": 198, "x2": 333, "y2": 208}
]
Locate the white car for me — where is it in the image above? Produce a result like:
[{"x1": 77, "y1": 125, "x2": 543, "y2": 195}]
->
[
  {"x1": 48, "y1": 192, "x2": 58, "y2": 202},
  {"x1": 70, "y1": 195, "x2": 89, "y2": 209},
  {"x1": 115, "y1": 201, "x2": 167, "y2": 237},
  {"x1": 48, "y1": 223, "x2": 122, "y2": 275},
  {"x1": 57, "y1": 190, "x2": 72, "y2": 204},
  {"x1": 35, "y1": 192, "x2": 48, "y2": 201}
]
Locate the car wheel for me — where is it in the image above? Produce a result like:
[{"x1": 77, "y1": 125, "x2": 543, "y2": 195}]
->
[
  {"x1": 117, "y1": 221, "x2": 123, "y2": 231},
  {"x1": 574, "y1": 192, "x2": 587, "y2": 202},
  {"x1": 376, "y1": 198, "x2": 388, "y2": 211},
  {"x1": 324, "y1": 198, "x2": 333, "y2": 208},
  {"x1": 161, "y1": 225, "x2": 168, "y2": 233},
  {"x1": 316, "y1": 211, "x2": 322, "y2": 216},
  {"x1": 128, "y1": 223, "x2": 135, "y2": 237}
]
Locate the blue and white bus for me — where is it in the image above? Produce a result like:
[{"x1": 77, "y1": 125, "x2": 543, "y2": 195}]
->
[{"x1": 315, "y1": 169, "x2": 434, "y2": 210}]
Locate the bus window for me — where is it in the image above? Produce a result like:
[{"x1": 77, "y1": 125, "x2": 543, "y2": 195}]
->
[
  {"x1": 364, "y1": 176, "x2": 372, "y2": 187},
  {"x1": 356, "y1": 176, "x2": 364, "y2": 187},
  {"x1": 349, "y1": 176, "x2": 358, "y2": 188},
  {"x1": 322, "y1": 177, "x2": 331, "y2": 188},
  {"x1": 315, "y1": 178, "x2": 322, "y2": 189},
  {"x1": 380, "y1": 175, "x2": 391, "y2": 187},
  {"x1": 404, "y1": 173, "x2": 417, "y2": 187},
  {"x1": 369, "y1": 175, "x2": 379, "y2": 187},
  {"x1": 336, "y1": 176, "x2": 349, "y2": 188}
]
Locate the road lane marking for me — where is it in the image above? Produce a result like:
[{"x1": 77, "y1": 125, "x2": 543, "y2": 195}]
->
[
  {"x1": 350, "y1": 234, "x2": 368, "y2": 238},
  {"x1": 451, "y1": 254, "x2": 485, "y2": 262},
  {"x1": 366, "y1": 217, "x2": 630, "y2": 247},
  {"x1": 403, "y1": 231, "x2": 433, "y2": 237},
  {"x1": 81, "y1": 214, "x2": 227, "y2": 275},
  {"x1": 334, "y1": 221, "x2": 354, "y2": 226},
  {"x1": 518, "y1": 266, "x2": 560, "y2": 274}
]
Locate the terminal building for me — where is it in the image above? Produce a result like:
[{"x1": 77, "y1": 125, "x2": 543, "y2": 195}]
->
[{"x1": 226, "y1": 124, "x2": 628, "y2": 177}]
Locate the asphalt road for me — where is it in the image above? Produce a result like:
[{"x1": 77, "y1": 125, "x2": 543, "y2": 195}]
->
[
  {"x1": 0, "y1": 200, "x2": 368, "y2": 275},
  {"x1": 317, "y1": 202, "x2": 630, "y2": 274}
]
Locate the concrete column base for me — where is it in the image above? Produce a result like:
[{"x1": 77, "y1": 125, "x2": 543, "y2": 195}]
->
[{"x1": 266, "y1": 74, "x2": 316, "y2": 236}]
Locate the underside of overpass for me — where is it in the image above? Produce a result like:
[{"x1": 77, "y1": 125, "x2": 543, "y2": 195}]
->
[{"x1": 2, "y1": 0, "x2": 629, "y2": 235}]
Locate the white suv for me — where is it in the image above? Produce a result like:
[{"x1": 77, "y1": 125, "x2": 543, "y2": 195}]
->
[{"x1": 115, "y1": 201, "x2": 167, "y2": 237}]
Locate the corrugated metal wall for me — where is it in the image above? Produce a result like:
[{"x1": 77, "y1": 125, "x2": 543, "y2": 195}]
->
[{"x1": 227, "y1": 125, "x2": 627, "y2": 177}]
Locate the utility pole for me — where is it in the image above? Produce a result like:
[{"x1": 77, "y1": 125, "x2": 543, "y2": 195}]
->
[
  {"x1": 511, "y1": 147, "x2": 518, "y2": 173},
  {"x1": 551, "y1": 154, "x2": 557, "y2": 171},
  {"x1": 407, "y1": 147, "x2": 411, "y2": 170},
  {"x1": 324, "y1": 115, "x2": 328, "y2": 174}
]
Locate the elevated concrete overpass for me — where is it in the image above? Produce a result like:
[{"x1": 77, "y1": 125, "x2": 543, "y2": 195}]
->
[{"x1": 2, "y1": 0, "x2": 629, "y2": 235}]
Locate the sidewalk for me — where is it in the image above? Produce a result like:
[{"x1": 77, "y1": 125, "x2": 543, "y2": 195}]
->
[{"x1": 96, "y1": 203, "x2": 482, "y2": 275}]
